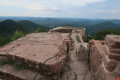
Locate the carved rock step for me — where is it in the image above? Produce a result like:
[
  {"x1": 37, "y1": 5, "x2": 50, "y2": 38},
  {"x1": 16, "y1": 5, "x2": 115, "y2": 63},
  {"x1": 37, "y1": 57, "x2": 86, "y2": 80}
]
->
[
  {"x1": 109, "y1": 49, "x2": 120, "y2": 54},
  {"x1": 0, "y1": 64, "x2": 43, "y2": 80},
  {"x1": 0, "y1": 33, "x2": 71, "y2": 75},
  {"x1": 108, "y1": 43, "x2": 120, "y2": 49},
  {"x1": 108, "y1": 52, "x2": 120, "y2": 61}
]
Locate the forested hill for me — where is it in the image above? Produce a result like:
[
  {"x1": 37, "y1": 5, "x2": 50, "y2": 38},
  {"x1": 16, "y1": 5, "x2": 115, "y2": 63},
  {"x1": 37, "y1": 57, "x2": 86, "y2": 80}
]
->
[
  {"x1": 0, "y1": 18, "x2": 120, "y2": 36},
  {"x1": 87, "y1": 22, "x2": 120, "y2": 35},
  {"x1": 0, "y1": 19, "x2": 47, "y2": 37}
]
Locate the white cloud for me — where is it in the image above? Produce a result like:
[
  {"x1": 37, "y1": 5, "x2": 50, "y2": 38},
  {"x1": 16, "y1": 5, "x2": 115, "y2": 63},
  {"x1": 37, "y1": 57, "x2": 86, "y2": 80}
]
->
[{"x1": 0, "y1": 0, "x2": 104, "y2": 13}]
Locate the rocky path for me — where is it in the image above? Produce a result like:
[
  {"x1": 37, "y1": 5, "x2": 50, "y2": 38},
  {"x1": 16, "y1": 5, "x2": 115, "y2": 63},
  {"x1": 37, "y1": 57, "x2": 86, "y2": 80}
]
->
[{"x1": 60, "y1": 33, "x2": 90, "y2": 80}]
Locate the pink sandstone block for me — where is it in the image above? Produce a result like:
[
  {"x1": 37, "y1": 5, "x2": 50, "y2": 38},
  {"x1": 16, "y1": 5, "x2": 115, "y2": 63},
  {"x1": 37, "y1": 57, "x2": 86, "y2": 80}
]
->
[{"x1": 0, "y1": 33, "x2": 71, "y2": 75}]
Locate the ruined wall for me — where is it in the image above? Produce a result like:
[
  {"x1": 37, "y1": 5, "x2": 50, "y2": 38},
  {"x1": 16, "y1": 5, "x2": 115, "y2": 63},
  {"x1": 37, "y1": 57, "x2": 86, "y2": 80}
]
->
[
  {"x1": 0, "y1": 33, "x2": 73, "y2": 77},
  {"x1": 49, "y1": 26, "x2": 73, "y2": 33},
  {"x1": 78, "y1": 43, "x2": 88, "y2": 62},
  {"x1": 89, "y1": 35, "x2": 120, "y2": 80},
  {"x1": 71, "y1": 27, "x2": 88, "y2": 62}
]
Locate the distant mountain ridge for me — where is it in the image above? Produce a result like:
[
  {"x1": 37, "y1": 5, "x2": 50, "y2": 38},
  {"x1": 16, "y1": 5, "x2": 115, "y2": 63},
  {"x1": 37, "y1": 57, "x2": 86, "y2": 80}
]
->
[
  {"x1": 0, "y1": 17, "x2": 120, "y2": 26},
  {"x1": 0, "y1": 17, "x2": 120, "y2": 35},
  {"x1": 87, "y1": 22, "x2": 120, "y2": 35}
]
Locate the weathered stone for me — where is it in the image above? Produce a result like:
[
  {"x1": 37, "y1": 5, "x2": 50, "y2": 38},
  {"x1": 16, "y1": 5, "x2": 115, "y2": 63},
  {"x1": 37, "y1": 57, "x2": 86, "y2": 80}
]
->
[
  {"x1": 89, "y1": 35, "x2": 120, "y2": 80},
  {"x1": 105, "y1": 35, "x2": 120, "y2": 49},
  {"x1": 108, "y1": 52, "x2": 120, "y2": 61},
  {"x1": 0, "y1": 64, "x2": 43, "y2": 80},
  {"x1": 0, "y1": 33, "x2": 71, "y2": 76},
  {"x1": 78, "y1": 43, "x2": 88, "y2": 62},
  {"x1": 49, "y1": 26, "x2": 73, "y2": 33}
]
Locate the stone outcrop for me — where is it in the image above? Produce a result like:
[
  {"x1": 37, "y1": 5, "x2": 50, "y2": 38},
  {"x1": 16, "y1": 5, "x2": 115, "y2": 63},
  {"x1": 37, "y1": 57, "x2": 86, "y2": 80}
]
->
[
  {"x1": 78, "y1": 43, "x2": 88, "y2": 62},
  {"x1": 0, "y1": 32, "x2": 73, "y2": 79},
  {"x1": 49, "y1": 26, "x2": 73, "y2": 33},
  {"x1": 89, "y1": 35, "x2": 120, "y2": 80},
  {"x1": 0, "y1": 26, "x2": 120, "y2": 80}
]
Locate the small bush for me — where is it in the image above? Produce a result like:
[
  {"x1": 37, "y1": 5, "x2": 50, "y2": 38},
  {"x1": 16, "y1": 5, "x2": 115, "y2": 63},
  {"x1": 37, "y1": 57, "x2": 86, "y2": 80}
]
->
[
  {"x1": 11, "y1": 30, "x2": 24, "y2": 41},
  {"x1": 35, "y1": 28, "x2": 47, "y2": 33},
  {"x1": 13, "y1": 62, "x2": 30, "y2": 70},
  {"x1": 60, "y1": 68, "x2": 67, "y2": 76},
  {"x1": 74, "y1": 72, "x2": 78, "y2": 80},
  {"x1": 0, "y1": 58, "x2": 30, "y2": 70},
  {"x1": 76, "y1": 35, "x2": 81, "y2": 43},
  {"x1": 0, "y1": 58, "x2": 12, "y2": 66},
  {"x1": 66, "y1": 54, "x2": 71, "y2": 61}
]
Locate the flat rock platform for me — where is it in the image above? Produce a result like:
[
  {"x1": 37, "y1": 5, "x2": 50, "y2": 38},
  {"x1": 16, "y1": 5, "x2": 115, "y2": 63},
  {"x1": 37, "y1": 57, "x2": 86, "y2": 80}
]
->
[{"x1": 0, "y1": 32, "x2": 71, "y2": 75}]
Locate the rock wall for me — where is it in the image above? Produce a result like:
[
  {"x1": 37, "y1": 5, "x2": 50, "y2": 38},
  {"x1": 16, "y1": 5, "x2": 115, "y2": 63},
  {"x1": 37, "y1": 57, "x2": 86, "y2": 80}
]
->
[
  {"x1": 1, "y1": 26, "x2": 119, "y2": 80},
  {"x1": 0, "y1": 33, "x2": 73, "y2": 78},
  {"x1": 78, "y1": 43, "x2": 88, "y2": 62},
  {"x1": 51, "y1": 27, "x2": 120, "y2": 80},
  {"x1": 89, "y1": 35, "x2": 120, "y2": 80}
]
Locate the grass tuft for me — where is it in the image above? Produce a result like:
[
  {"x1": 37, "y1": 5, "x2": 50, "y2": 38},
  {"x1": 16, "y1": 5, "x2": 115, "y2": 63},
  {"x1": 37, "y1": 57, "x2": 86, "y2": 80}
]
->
[
  {"x1": 76, "y1": 35, "x2": 81, "y2": 43},
  {"x1": 0, "y1": 58, "x2": 30, "y2": 70}
]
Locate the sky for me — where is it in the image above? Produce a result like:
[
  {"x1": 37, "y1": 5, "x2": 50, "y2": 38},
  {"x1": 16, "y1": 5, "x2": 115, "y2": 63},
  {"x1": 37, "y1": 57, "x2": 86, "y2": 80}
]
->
[{"x1": 0, "y1": 0, "x2": 120, "y2": 19}]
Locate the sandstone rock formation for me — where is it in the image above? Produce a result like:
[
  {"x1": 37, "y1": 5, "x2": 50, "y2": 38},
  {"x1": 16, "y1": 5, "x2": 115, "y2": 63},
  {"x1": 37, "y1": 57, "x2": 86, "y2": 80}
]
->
[
  {"x1": 0, "y1": 26, "x2": 119, "y2": 80},
  {"x1": 0, "y1": 32, "x2": 72, "y2": 80},
  {"x1": 89, "y1": 35, "x2": 120, "y2": 80}
]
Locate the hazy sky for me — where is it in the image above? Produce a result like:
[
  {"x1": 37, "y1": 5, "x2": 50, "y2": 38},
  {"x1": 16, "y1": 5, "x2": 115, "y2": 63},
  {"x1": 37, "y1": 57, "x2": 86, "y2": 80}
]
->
[{"x1": 0, "y1": 0, "x2": 120, "y2": 19}]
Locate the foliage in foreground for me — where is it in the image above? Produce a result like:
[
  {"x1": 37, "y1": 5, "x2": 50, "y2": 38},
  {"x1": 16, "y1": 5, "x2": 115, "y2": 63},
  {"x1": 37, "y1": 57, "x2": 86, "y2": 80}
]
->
[
  {"x1": 0, "y1": 58, "x2": 30, "y2": 70},
  {"x1": 11, "y1": 30, "x2": 25, "y2": 41}
]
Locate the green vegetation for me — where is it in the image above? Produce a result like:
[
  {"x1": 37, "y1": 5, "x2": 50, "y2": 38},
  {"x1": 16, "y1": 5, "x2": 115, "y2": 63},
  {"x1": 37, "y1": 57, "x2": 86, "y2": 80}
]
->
[
  {"x1": 84, "y1": 35, "x2": 93, "y2": 42},
  {"x1": 0, "y1": 36, "x2": 11, "y2": 47},
  {"x1": 74, "y1": 72, "x2": 78, "y2": 80},
  {"x1": 35, "y1": 27, "x2": 47, "y2": 33},
  {"x1": 76, "y1": 35, "x2": 81, "y2": 43},
  {"x1": 60, "y1": 67, "x2": 67, "y2": 76},
  {"x1": 87, "y1": 22, "x2": 120, "y2": 35},
  {"x1": 94, "y1": 29, "x2": 120, "y2": 40},
  {"x1": 0, "y1": 58, "x2": 30, "y2": 70},
  {"x1": 11, "y1": 30, "x2": 24, "y2": 41},
  {"x1": 13, "y1": 62, "x2": 30, "y2": 70},
  {"x1": 0, "y1": 58, "x2": 12, "y2": 66},
  {"x1": 0, "y1": 19, "x2": 48, "y2": 47},
  {"x1": 66, "y1": 54, "x2": 71, "y2": 61},
  {"x1": 84, "y1": 29, "x2": 120, "y2": 42},
  {"x1": 0, "y1": 19, "x2": 120, "y2": 46}
]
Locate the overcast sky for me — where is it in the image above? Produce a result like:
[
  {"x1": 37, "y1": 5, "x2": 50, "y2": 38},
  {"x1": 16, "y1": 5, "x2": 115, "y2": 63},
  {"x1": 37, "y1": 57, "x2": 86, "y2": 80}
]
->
[{"x1": 0, "y1": 0, "x2": 120, "y2": 19}]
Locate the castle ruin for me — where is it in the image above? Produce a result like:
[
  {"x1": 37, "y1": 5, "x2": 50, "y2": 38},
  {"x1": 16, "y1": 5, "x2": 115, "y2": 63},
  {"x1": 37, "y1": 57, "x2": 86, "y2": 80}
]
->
[{"x1": 0, "y1": 26, "x2": 120, "y2": 80}]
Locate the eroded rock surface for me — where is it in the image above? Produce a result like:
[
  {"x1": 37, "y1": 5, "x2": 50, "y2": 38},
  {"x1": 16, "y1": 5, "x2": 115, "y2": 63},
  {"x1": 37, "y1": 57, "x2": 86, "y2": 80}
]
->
[
  {"x1": 89, "y1": 35, "x2": 120, "y2": 80},
  {"x1": 0, "y1": 27, "x2": 120, "y2": 80},
  {"x1": 0, "y1": 32, "x2": 72, "y2": 79}
]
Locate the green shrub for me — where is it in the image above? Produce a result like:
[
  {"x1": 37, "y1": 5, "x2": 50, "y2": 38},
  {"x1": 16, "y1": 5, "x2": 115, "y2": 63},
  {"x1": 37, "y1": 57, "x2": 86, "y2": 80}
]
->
[
  {"x1": 0, "y1": 58, "x2": 12, "y2": 66},
  {"x1": 11, "y1": 30, "x2": 24, "y2": 41},
  {"x1": 76, "y1": 35, "x2": 81, "y2": 43},
  {"x1": 13, "y1": 62, "x2": 29, "y2": 70},
  {"x1": 83, "y1": 35, "x2": 93, "y2": 42},
  {"x1": 60, "y1": 68, "x2": 67, "y2": 76},
  {"x1": 0, "y1": 58, "x2": 30, "y2": 70},
  {"x1": 66, "y1": 54, "x2": 71, "y2": 61},
  {"x1": 35, "y1": 27, "x2": 47, "y2": 33},
  {"x1": 94, "y1": 29, "x2": 120, "y2": 40},
  {"x1": 74, "y1": 72, "x2": 77, "y2": 80}
]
